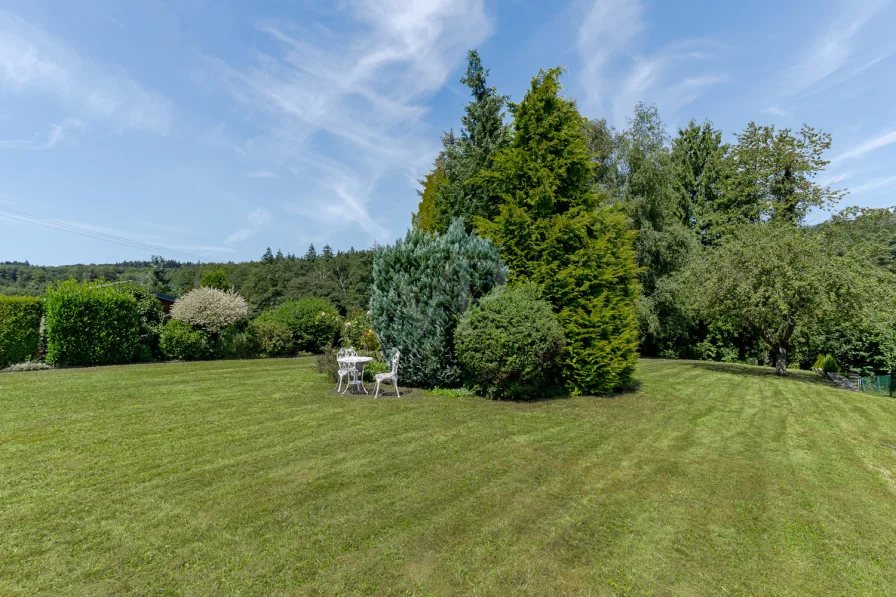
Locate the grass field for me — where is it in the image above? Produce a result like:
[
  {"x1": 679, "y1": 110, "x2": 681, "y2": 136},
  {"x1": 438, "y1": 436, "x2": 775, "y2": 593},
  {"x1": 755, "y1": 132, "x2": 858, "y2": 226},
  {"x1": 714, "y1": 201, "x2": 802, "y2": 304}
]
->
[{"x1": 2, "y1": 358, "x2": 896, "y2": 596}]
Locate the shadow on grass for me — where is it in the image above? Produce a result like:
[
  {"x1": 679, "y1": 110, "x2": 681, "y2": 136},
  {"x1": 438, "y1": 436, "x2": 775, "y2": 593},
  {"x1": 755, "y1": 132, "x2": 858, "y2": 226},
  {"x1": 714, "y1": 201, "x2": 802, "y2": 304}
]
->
[{"x1": 686, "y1": 360, "x2": 836, "y2": 389}]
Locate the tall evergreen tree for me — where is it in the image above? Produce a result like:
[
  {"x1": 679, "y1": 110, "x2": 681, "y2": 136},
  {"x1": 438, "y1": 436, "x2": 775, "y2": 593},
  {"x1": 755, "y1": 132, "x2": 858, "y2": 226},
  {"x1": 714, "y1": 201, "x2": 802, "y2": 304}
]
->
[
  {"x1": 477, "y1": 68, "x2": 640, "y2": 394},
  {"x1": 261, "y1": 248, "x2": 274, "y2": 264},
  {"x1": 305, "y1": 244, "x2": 317, "y2": 261},
  {"x1": 432, "y1": 50, "x2": 510, "y2": 232},
  {"x1": 670, "y1": 120, "x2": 727, "y2": 240},
  {"x1": 412, "y1": 155, "x2": 446, "y2": 233}
]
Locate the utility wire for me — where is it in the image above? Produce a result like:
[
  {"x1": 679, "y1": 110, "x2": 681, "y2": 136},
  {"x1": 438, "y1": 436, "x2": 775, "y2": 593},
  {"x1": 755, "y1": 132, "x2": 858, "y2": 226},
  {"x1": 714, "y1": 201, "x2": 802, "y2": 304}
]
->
[{"x1": 0, "y1": 207, "x2": 203, "y2": 262}]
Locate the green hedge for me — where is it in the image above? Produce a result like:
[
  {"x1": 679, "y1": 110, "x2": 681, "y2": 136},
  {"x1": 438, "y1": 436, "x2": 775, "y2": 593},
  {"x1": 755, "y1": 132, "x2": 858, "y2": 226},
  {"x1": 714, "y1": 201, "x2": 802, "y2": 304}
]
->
[
  {"x1": 44, "y1": 280, "x2": 141, "y2": 366},
  {"x1": 160, "y1": 319, "x2": 213, "y2": 361},
  {"x1": 0, "y1": 296, "x2": 43, "y2": 369},
  {"x1": 455, "y1": 286, "x2": 565, "y2": 400},
  {"x1": 255, "y1": 298, "x2": 341, "y2": 354}
]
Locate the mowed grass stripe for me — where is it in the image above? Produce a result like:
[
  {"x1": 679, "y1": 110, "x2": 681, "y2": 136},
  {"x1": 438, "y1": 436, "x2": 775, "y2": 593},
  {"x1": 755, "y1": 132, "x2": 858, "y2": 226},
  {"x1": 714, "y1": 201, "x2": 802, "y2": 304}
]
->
[{"x1": 2, "y1": 358, "x2": 896, "y2": 595}]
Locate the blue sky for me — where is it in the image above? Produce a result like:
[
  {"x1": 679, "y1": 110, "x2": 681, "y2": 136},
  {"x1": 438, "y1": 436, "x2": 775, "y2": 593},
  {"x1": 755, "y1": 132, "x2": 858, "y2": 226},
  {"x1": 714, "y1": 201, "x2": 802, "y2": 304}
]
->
[{"x1": 1, "y1": 0, "x2": 895, "y2": 265}]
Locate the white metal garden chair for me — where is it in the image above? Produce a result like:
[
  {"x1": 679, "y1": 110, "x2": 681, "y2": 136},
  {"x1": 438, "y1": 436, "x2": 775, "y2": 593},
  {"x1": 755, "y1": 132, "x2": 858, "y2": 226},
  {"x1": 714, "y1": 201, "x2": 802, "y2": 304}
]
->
[
  {"x1": 373, "y1": 350, "x2": 400, "y2": 398},
  {"x1": 336, "y1": 347, "x2": 358, "y2": 393}
]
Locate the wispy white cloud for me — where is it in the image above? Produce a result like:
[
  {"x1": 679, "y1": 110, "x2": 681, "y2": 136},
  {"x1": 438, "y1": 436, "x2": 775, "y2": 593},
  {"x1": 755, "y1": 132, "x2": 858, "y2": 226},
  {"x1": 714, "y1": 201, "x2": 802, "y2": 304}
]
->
[
  {"x1": 578, "y1": 0, "x2": 643, "y2": 113},
  {"x1": 848, "y1": 175, "x2": 896, "y2": 195},
  {"x1": 0, "y1": 10, "x2": 172, "y2": 134},
  {"x1": 762, "y1": 105, "x2": 788, "y2": 117},
  {"x1": 578, "y1": 0, "x2": 726, "y2": 125},
  {"x1": 201, "y1": 0, "x2": 490, "y2": 245},
  {"x1": 831, "y1": 129, "x2": 896, "y2": 163},
  {"x1": 244, "y1": 170, "x2": 277, "y2": 179},
  {"x1": 226, "y1": 207, "x2": 272, "y2": 244},
  {"x1": 0, "y1": 118, "x2": 84, "y2": 150},
  {"x1": 783, "y1": 0, "x2": 891, "y2": 95}
]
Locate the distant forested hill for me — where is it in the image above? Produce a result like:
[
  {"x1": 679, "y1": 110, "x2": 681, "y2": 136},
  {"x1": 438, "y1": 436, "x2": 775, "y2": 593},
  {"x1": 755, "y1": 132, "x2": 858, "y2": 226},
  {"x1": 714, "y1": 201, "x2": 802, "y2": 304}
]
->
[{"x1": 0, "y1": 248, "x2": 374, "y2": 316}]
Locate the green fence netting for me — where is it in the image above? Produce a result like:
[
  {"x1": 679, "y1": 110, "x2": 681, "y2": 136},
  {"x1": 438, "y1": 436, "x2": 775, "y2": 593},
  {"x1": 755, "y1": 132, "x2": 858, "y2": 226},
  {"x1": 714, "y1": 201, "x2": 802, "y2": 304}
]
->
[{"x1": 858, "y1": 375, "x2": 894, "y2": 396}]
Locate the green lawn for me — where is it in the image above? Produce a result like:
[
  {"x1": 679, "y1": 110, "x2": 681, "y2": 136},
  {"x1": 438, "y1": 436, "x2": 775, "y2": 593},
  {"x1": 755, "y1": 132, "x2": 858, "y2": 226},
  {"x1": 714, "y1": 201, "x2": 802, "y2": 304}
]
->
[{"x1": 2, "y1": 359, "x2": 896, "y2": 596}]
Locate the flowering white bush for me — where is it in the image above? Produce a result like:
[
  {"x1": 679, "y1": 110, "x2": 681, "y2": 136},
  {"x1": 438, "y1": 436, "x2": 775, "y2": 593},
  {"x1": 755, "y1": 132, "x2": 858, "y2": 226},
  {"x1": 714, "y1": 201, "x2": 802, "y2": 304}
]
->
[{"x1": 170, "y1": 287, "x2": 248, "y2": 333}]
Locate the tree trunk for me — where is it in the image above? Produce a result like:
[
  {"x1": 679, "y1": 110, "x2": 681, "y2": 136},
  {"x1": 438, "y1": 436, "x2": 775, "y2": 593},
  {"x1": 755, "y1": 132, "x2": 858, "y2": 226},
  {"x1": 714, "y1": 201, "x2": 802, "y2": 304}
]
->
[{"x1": 774, "y1": 346, "x2": 788, "y2": 376}]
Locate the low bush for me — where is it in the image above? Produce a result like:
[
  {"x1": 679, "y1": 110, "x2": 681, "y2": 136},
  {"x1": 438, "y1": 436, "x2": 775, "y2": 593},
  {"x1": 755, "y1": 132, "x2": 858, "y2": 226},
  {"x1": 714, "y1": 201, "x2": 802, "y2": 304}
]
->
[
  {"x1": 428, "y1": 387, "x2": 476, "y2": 399},
  {"x1": 4, "y1": 360, "x2": 52, "y2": 372},
  {"x1": 216, "y1": 327, "x2": 256, "y2": 360},
  {"x1": 248, "y1": 319, "x2": 294, "y2": 357},
  {"x1": 455, "y1": 286, "x2": 565, "y2": 401},
  {"x1": 160, "y1": 319, "x2": 212, "y2": 361},
  {"x1": 170, "y1": 287, "x2": 248, "y2": 334},
  {"x1": 45, "y1": 280, "x2": 141, "y2": 366},
  {"x1": 257, "y1": 298, "x2": 341, "y2": 354},
  {"x1": 315, "y1": 348, "x2": 339, "y2": 382},
  {"x1": 0, "y1": 295, "x2": 43, "y2": 369},
  {"x1": 117, "y1": 282, "x2": 165, "y2": 359},
  {"x1": 814, "y1": 353, "x2": 840, "y2": 374}
]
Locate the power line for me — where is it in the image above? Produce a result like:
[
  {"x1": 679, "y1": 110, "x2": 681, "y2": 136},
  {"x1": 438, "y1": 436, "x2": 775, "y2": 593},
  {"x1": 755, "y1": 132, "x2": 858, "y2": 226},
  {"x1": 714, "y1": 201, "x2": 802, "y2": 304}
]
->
[{"x1": 0, "y1": 207, "x2": 204, "y2": 262}]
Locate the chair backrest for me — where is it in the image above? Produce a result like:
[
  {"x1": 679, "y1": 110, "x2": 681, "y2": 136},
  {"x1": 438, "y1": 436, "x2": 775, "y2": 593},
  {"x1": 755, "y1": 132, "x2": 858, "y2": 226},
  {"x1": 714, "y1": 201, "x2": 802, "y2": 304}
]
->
[
  {"x1": 337, "y1": 347, "x2": 357, "y2": 359},
  {"x1": 390, "y1": 350, "x2": 400, "y2": 376}
]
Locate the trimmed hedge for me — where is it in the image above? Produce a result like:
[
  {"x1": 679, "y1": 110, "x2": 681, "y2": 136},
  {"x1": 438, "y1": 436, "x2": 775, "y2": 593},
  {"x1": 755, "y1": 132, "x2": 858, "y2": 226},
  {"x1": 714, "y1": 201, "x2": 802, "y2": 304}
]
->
[
  {"x1": 255, "y1": 298, "x2": 341, "y2": 354},
  {"x1": 247, "y1": 318, "x2": 294, "y2": 357},
  {"x1": 45, "y1": 280, "x2": 141, "y2": 366},
  {"x1": 0, "y1": 295, "x2": 43, "y2": 369},
  {"x1": 455, "y1": 286, "x2": 565, "y2": 400},
  {"x1": 160, "y1": 319, "x2": 213, "y2": 361}
]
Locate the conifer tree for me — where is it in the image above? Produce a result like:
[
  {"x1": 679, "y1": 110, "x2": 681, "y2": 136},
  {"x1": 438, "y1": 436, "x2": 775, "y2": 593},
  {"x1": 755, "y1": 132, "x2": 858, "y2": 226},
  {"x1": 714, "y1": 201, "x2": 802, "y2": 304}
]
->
[
  {"x1": 432, "y1": 50, "x2": 510, "y2": 232},
  {"x1": 370, "y1": 220, "x2": 506, "y2": 388},
  {"x1": 477, "y1": 68, "x2": 640, "y2": 394}
]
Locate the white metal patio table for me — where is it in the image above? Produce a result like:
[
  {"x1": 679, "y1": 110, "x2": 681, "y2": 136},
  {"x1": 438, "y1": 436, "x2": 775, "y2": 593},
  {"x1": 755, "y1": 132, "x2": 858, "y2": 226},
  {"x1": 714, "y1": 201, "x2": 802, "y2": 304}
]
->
[{"x1": 336, "y1": 355, "x2": 374, "y2": 394}]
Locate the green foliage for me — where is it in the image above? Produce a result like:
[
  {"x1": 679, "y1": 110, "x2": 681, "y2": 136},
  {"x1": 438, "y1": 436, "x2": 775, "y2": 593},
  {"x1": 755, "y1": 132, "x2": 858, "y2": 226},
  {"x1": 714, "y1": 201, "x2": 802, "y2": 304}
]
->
[
  {"x1": 455, "y1": 286, "x2": 565, "y2": 400},
  {"x1": 340, "y1": 309, "x2": 380, "y2": 352},
  {"x1": 215, "y1": 327, "x2": 256, "y2": 360},
  {"x1": 370, "y1": 220, "x2": 507, "y2": 388},
  {"x1": 148, "y1": 255, "x2": 174, "y2": 295},
  {"x1": 683, "y1": 223, "x2": 870, "y2": 375},
  {"x1": 160, "y1": 319, "x2": 212, "y2": 361},
  {"x1": 476, "y1": 68, "x2": 641, "y2": 395},
  {"x1": 117, "y1": 282, "x2": 165, "y2": 359},
  {"x1": 44, "y1": 280, "x2": 141, "y2": 366},
  {"x1": 719, "y1": 123, "x2": 844, "y2": 229},
  {"x1": 427, "y1": 386, "x2": 476, "y2": 399},
  {"x1": 412, "y1": 162, "x2": 445, "y2": 233},
  {"x1": 0, "y1": 295, "x2": 43, "y2": 368},
  {"x1": 247, "y1": 318, "x2": 294, "y2": 358},
  {"x1": 616, "y1": 104, "x2": 697, "y2": 355},
  {"x1": 200, "y1": 269, "x2": 230, "y2": 290},
  {"x1": 670, "y1": 119, "x2": 727, "y2": 242},
  {"x1": 256, "y1": 298, "x2": 341, "y2": 354},
  {"x1": 433, "y1": 50, "x2": 510, "y2": 232},
  {"x1": 814, "y1": 354, "x2": 840, "y2": 373}
]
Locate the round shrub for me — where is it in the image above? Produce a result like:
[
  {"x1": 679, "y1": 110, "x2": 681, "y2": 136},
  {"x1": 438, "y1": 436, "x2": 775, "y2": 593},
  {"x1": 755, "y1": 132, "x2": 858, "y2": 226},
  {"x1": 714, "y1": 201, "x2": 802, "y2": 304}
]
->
[
  {"x1": 170, "y1": 287, "x2": 248, "y2": 334},
  {"x1": 247, "y1": 318, "x2": 294, "y2": 357},
  {"x1": 455, "y1": 286, "x2": 565, "y2": 400},
  {"x1": 45, "y1": 280, "x2": 141, "y2": 367},
  {"x1": 0, "y1": 295, "x2": 43, "y2": 369},
  {"x1": 256, "y1": 298, "x2": 341, "y2": 354},
  {"x1": 160, "y1": 319, "x2": 212, "y2": 361}
]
